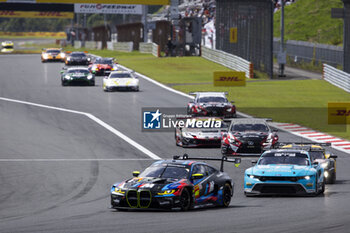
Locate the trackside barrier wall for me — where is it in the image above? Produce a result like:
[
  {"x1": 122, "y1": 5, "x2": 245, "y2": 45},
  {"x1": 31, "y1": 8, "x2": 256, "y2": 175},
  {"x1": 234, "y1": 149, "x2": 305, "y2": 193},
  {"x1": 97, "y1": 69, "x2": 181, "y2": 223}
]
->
[
  {"x1": 139, "y1": 42, "x2": 160, "y2": 57},
  {"x1": 83, "y1": 41, "x2": 102, "y2": 50},
  {"x1": 323, "y1": 64, "x2": 350, "y2": 93},
  {"x1": 201, "y1": 47, "x2": 253, "y2": 79},
  {"x1": 111, "y1": 42, "x2": 133, "y2": 52},
  {"x1": 74, "y1": 41, "x2": 81, "y2": 49}
]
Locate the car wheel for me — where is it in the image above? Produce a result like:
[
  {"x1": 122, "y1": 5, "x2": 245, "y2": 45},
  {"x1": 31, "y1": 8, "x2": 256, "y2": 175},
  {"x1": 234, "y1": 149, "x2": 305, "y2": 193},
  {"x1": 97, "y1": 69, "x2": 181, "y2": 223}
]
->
[
  {"x1": 180, "y1": 188, "x2": 191, "y2": 211},
  {"x1": 221, "y1": 183, "x2": 232, "y2": 207},
  {"x1": 328, "y1": 171, "x2": 336, "y2": 184},
  {"x1": 320, "y1": 182, "x2": 325, "y2": 194}
]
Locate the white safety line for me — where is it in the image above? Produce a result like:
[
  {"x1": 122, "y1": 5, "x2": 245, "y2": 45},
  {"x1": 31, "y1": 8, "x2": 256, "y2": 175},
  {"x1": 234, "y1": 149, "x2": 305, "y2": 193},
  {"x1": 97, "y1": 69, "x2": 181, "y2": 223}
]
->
[
  {"x1": 0, "y1": 97, "x2": 162, "y2": 160},
  {"x1": 0, "y1": 158, "x2": 154, "y2": 162}
]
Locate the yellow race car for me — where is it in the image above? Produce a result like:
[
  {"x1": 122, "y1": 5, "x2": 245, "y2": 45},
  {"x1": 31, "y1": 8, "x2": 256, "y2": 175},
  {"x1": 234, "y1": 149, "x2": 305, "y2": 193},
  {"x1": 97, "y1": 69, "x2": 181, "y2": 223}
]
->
[
  {"x1": 1, "y1": 41, "x2": 14, "y2": 49},
  {"x1": 41, "y1": 48, "x2": 65, "y2": 63},
  {"x1": 278, "y1": 143, "x2": 337, "y2": 184}
]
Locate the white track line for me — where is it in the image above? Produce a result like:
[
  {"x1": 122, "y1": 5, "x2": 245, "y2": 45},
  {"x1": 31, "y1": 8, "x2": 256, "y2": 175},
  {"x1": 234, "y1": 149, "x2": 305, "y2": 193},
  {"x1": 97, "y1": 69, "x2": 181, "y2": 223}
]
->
[
  {"x1": 0, "y1": 97, "x2": 162, "y2": 160},
  {"x1": 0, "y1": 158, "x2": 154, "y2": 162}
]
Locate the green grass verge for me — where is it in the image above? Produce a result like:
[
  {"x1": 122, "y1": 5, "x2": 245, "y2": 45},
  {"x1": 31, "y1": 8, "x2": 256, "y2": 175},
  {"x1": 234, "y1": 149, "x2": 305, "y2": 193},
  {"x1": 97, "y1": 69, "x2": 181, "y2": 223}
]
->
[{"x1": 274, "y1": 0, "x2": 343, "y2": 45}]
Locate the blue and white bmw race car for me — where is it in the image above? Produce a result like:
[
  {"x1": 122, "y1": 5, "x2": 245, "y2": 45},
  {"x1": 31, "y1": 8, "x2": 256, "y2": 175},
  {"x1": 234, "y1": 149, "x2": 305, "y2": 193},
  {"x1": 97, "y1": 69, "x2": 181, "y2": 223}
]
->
[{"x1": 244, "y1": 149, "x2": 325, "y2": 196}]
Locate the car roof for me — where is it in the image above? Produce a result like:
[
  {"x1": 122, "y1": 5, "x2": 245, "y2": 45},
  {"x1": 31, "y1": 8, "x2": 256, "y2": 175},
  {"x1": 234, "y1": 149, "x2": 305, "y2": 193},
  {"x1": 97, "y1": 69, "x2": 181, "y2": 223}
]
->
[
  {"x1": 263, "y1": 149, "x2": 309, "y2": 155},
  {"x1": 46, "y1": 48, "x2": 61, "y2": 50},
  {"x1": 196, "y1": 92, "x2": 227, "y2": 98},
  {"x1": 109, "y1": 71, "x2": 131, "y2": 75}
]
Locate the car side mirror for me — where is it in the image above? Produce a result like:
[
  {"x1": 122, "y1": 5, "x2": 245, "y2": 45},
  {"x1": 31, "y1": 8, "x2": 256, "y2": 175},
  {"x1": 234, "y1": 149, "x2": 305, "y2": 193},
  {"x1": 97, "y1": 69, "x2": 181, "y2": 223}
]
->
[
  {"x1": 312, "y1": 161, "x2": 319, "y2": 166},
  {"x1": 60, "y1": 71, "x2": 64, "y2": 74},
  {"x1": 330, "y1": 155, "x2": 338, "y2": 159},
  {"x1": 273, "y1": 129, "x2": 278, "y2": 132},
  {"x1": 251, "y1": 160, "x2": 257, "y2": 165},
  {"x1": 132, "y1": 171, "x2": 140, "y2": 177},
  {"x1": 191, "y1": 173, "x2": 204, "y2": 180}
]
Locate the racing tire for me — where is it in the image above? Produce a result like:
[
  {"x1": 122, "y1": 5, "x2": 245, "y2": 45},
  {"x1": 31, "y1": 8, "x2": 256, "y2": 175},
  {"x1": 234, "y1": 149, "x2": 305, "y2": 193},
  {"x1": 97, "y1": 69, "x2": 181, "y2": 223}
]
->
[
  {"x1": 90, "y1": 81, "x2": 95, "y2": 86},
  {"x1": 61, "y1": 81, "x2": 67, "y2": 86},
  {"x1": 328, "y1": 171, "x2": 336, "y2": 184},
  {"x1": 115, "y1": 208, "x2": 128, "y2": 212},
  {"x1": 221, "y1": 183, "x2": 232, "y2": 207},
  {"x1": 179, "y1": 188, "x2": 191, "y2": 211},
  {"x1": 320, "y1": 182, "x2": 325, "y2": 194}
]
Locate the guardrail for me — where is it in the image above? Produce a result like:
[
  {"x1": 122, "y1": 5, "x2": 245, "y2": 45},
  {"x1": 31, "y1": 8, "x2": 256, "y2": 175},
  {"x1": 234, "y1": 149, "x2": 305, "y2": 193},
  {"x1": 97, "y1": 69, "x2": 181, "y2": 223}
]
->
[
  {"x1": 139, "y1": 42, "x2": 160, "y2": 57},
  {"x1": 323, "y1": 64, "x2": 350, "y2": 93},
  {"x1": 110, "y1": 42, "x2": 133, "y2": 52},
  {"x1": 201, "y1": 47, "x2": 253, "y2": 79}
]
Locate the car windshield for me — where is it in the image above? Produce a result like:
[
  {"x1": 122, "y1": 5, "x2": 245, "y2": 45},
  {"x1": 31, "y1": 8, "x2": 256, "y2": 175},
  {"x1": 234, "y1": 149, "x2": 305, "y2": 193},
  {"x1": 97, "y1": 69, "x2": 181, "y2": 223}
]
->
[
  {"x1": 96, "y1": 59, "x2": 113, "y2": 65},
  {"x1": 231, "y1": 123, "x2": 269, "y2": 132},
  {"x1": 68, "y1": 69, "x2": 89, "y2": 74},
  {"x1": 309, "y1": 151, "x2": 325, "y2": 160},
  {"x1": 110, "y1": 73, "x2": 132, "y2": 78},
  {"x1": 198, "y1": 96, "x2": 227, "y2": 103},
  {"x1": 71, "y1": 53, "x2": 86, "y2": 57},
  {"x1": 258, "y1": 152, "x2": 310, "y2": 166},
  {"x1": 139, "y1": 164, "x2": 190, "y2": 179},
  {"x1": 47, "y1": 50, "x2": 61, "y2": 53}
]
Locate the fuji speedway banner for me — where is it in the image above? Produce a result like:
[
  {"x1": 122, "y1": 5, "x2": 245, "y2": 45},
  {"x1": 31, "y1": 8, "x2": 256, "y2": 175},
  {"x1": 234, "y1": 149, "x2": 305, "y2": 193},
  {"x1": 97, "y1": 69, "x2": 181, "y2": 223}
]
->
[{"x1": 74, "y1": 4, "x2": 142, "y2": 14}]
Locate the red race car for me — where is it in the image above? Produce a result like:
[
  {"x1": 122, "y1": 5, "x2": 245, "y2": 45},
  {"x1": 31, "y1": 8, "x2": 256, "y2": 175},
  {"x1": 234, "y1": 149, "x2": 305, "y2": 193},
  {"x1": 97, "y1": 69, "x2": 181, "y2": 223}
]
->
[{"x1": 89, "y1": 58, "x2": 118, "y2": 76}]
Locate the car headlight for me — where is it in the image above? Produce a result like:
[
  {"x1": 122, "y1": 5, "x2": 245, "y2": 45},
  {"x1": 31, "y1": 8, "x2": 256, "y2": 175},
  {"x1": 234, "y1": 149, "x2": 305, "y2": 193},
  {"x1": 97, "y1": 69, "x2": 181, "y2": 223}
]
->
[
  {"x1": 321, "y1": 162, "x2": 329, "y2": 169},
  {"x1": 87, "y1": 57, "x2": 91, "y2": 61},
  {"x1": 64, "y1": 75, "x2": 71, "y2": 80},
  {"x1": 87, "y1": 74, "x2": 93, "y2": 80},
  {"x1": 182, "y1": 132, "x2": 192, "y2": 138},
  {"x1": 60, "y1": 53, "x2": 65, "y2": 58},
  {"x1": 43, "y1": 54, "x2": 49, "y2": 59},
  {"x1": 113, "y1": 187, "x2": 125, "y2": 194},
  {"x1": 226, "y1": 108, "x2": 232, "y2": 112},
  {"x1": 157, "y1": 189, "x2": 176, "y2": 195},
  {"x1": 92, "y1": 65, "x2": 98, "y2": 71},
  {"x1": 248, "y1": 174, "x2": 256, "y2": 179},
  {"x1": 67, "y1": 57, "x2": 71, "y2": 61},
  {"x1": 304, "y1": 176, "x2": 311, "y2": 180},
  {"x1": 112, "y1": 65, "x2": 118, "y2": 71}
]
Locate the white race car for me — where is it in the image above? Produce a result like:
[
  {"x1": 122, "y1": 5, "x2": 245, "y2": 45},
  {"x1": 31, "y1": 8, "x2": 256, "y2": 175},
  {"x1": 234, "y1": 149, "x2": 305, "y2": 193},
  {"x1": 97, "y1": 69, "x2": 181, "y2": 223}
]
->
[{"x1": 103, "y1": 71, "x2": 139, "y2": 92}]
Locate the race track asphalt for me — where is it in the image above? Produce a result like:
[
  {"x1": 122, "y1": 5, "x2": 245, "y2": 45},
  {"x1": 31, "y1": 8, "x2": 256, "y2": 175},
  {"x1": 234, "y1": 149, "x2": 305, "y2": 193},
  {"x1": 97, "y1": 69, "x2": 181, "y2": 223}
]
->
[{"x1": 0, "y1": 54, "x2": 349, "y2": 233}]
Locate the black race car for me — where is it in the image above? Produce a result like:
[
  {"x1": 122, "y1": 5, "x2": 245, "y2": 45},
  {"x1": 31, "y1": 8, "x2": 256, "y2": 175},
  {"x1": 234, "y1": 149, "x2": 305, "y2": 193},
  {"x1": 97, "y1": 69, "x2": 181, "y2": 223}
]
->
[
  {"x1": 110, "y1": 154, "x2": 241, "y2": 211},
  {"x1": 187, "y1": 92, "x2": 236, "y2": 118},
  {"x1": 60, "y1": 67, "x2": 95, "y2": 86},
  {"x1": 65, "y1": 51, "x2": 91, "y2": 65},
  {"x1": 221, "y1": 119, "x2": 279, "y2": 155}
]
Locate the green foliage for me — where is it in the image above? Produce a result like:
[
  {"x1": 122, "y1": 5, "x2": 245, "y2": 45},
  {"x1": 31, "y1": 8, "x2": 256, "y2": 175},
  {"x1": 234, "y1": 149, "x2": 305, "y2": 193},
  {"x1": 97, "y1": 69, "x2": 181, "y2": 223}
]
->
[
  {"x1": 0, "y1": 18, "x2": 70, "y2": 32},
  {"x1": 274, "y1": 0, "x2": 344, "y2": 45}
]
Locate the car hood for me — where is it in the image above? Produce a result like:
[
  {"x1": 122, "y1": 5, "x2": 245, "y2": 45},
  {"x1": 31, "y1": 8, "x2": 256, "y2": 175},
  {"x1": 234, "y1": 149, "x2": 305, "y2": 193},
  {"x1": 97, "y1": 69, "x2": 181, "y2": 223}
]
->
[
  {"x1": 115, "y1": 177, "x2": 188, "y2": 191},
  {"x1": 96, "y1": 64, "x2": 112, "y2": 69},
  {"x1": 232, "y1": 131, "x2": 268, "y2": 141},
  {"x1": 182, "y1": 128, "x2": 222, "y2": 138},
  {"x1": 247, "y1": 164, "x2": 316, "y2": 176}
]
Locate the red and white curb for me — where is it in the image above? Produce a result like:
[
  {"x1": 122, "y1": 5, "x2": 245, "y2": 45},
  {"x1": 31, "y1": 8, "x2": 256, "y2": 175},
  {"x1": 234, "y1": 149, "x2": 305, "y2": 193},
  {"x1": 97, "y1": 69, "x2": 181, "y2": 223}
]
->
[{"x1": 269, "y1": 122, "x2": 350, "y2": 154}]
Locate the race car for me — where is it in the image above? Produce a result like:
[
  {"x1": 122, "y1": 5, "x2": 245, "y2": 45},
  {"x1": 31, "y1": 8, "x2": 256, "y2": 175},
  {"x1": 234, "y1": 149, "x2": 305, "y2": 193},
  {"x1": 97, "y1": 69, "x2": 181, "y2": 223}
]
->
[
  {"x1": 41, "y1": 48, "x2": 65, "y2": 62},
  {"x1": 60, "y1": 67, "x2": 95, "y2": 86},
  {"x1": 278, "y1": 143, "x2": 337, "y2": 184},
  {"x1": 103, "y1": 71, "x2": 139, "y2": 92},
  {"x1": 175, "y1": 117, "x2": 228, "y2": 148},
  {"x1": 244, "y1": 149, "x2": 325, "y2": 196},
  {"x1": 110, "y1": 154, "x2": 241, "y2": 211},
  {"x1": 65, "y1": 51, "x2": 91, "y2": 65},
  {"x1": 88, "y1": 57, "x2": 118, "y2": 76},
  {"x1": 221, "y1": 119, "x2": 278, "y2": 155},
  {"x1": 187, "y1": 92, "x2": 236, "y2": 118},
  {"x1": 1, "y1": 41, "x2": 14, "y2": 49}
]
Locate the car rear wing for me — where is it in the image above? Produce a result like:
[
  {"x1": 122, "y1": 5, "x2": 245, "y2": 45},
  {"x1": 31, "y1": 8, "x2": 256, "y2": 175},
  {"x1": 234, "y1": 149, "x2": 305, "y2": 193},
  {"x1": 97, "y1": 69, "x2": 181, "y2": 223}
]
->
[
  {"x1": 173, "y1": 154, "x2": 241, "y2": 172},
  {"x1": 189, "y1": 92, "x2": 229, "y2": 95}
]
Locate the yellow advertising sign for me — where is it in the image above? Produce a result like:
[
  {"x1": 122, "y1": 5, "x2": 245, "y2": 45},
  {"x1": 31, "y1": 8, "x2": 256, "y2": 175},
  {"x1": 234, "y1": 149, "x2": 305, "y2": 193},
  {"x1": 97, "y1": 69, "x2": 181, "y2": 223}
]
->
[
  {"x1": 0, "y1": 31, "x2": 66, "y2": 37},
  {"x1": 213, "y1": 71, "x2": 246, "y2": 86},
  {"x1": 0, "y1": 11, "x2": 74, "y2": 19},
  {"x1": 328, "y1": 102, "x2": 350, "y2": 124},
  {"x1": 230, "y1": 27, "x2": 237, "y2": 43},
  {"x1": 36, "y1": 0, "x2": 170, "y2": 5}
]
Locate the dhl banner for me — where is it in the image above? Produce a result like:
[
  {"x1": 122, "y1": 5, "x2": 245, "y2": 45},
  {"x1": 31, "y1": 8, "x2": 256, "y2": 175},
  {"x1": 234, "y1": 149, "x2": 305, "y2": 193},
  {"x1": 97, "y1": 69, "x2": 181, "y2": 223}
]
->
[
  {"x1": 0, "y1": 31, "x2": 66, "y2": 37},
  {"x1": 328, "y1": 102, "x2": 350, "y2": 124},
  {"x1": 213, "y1": 71, "x2": 246, "y2": 86},
  {"x1": 0, "y1": 11, "x2": 74, "y2": 18}
]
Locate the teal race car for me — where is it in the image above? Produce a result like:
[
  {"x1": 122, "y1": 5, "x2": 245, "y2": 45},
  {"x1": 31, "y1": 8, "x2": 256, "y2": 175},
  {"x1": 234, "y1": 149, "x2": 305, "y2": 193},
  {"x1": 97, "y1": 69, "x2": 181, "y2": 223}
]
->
[
  {"x1": 61, "y1": 67, "x2": 95, "y2": 86},
  {"x1": 244, "y1": 149, "x2": 325, "y2": 196}
]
